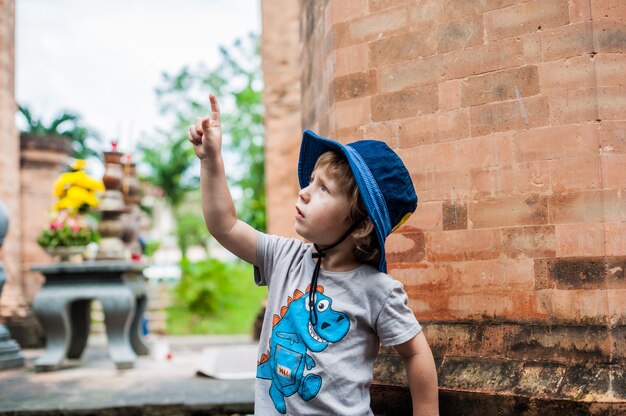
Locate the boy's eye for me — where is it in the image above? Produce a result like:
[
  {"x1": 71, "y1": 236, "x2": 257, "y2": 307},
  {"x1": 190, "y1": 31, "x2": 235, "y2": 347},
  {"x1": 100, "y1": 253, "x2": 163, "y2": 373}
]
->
[{"x1": 320, "y1": 184, "x2": 329, "y2": 193}]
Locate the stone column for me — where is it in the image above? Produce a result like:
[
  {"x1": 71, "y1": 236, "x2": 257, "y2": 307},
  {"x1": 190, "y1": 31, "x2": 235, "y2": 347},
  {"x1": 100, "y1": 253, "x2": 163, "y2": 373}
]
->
[
  {"x1": 261, "y1": 0, "x2": 302, "y2": 237},
  {"x1": 0, "y1": 201, "x2": 24, "y2": 369}
]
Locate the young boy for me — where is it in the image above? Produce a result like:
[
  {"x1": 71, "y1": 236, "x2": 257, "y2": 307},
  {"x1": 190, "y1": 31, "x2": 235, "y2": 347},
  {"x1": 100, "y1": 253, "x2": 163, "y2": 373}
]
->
[{"x1": 189, "y1": 94, "x2": 439, "y2": 415}]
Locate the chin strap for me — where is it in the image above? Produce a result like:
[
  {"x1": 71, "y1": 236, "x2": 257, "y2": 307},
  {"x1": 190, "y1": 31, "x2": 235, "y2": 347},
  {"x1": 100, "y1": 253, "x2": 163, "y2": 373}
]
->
[{"x1": 309, "y1": 221, "x2": 362, "y2": 326}]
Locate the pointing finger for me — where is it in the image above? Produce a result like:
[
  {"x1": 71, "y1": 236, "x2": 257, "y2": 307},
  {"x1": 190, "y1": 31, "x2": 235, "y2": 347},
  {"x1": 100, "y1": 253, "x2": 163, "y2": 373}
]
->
[{"x1": 209, "y1": 93, "x2": 220, "y2": 121}]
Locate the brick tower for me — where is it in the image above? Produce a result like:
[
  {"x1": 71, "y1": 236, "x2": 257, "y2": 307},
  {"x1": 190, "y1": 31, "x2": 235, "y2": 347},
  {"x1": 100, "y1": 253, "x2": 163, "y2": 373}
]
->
[{"x1": 262, "y1": 0, "x2": 625, "y2": 414}]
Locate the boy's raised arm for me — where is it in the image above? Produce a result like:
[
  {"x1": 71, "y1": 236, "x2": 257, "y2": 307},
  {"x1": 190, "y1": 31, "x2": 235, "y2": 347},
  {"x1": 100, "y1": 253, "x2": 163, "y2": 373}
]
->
[{"x1": 188, "y1": 94, "x2": 259, "y2": 266}]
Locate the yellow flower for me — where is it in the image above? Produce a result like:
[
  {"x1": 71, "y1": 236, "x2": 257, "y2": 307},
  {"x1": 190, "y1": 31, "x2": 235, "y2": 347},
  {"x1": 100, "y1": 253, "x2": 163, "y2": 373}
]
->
[
  {"x1": 50, "y1": 161, "x2": 104, "y2": 214},
  {"x1": 71, "y1": 160, "x2": 87, "y2": 171}
]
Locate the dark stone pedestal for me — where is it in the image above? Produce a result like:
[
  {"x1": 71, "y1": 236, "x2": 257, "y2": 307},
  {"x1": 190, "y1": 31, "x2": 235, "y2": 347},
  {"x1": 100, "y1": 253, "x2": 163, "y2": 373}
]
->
[
  {"x1": 0, "y1": 324, "x2": 24, "y2": 370},
  {"x1": 32, "y1": 260, "x2": 149, "y2": 371}
]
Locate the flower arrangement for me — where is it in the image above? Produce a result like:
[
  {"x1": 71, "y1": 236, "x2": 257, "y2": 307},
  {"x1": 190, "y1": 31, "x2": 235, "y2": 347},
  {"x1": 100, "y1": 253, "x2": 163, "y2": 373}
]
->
[{"x1": 37, "y1": 160, "x2": 105, "y2": 249}]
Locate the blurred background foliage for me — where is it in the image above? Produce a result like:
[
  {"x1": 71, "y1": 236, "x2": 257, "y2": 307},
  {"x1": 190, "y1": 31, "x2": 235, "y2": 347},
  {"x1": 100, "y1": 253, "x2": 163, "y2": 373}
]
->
[
  {"x1": 167, "y1": 258, "x2": 266, "y2": 335},
  {"x1": 138, "y1": 33, "x2": 266, "y2": 335},
  {"x1": 17, "y1": 104, "x2": 103, "y2": 160}
]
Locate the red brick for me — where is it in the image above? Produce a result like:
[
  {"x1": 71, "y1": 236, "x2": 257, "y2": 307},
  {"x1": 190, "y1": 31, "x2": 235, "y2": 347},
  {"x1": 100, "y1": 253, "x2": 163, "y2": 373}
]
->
[
  {"x1": 535, "y1": 289, "x2": 609, "y2": 324},
  {"x1": 450, "y1": 258, "x2": 535, "y2": 293},
  {"x1": 608, "y1": 289, "x2": 626, "y2": 325},
  {"x1": 461, "y1": 65, "x2": 540, "y2": 107},
  {"x1": 437, "y1": 14, "x2": 483, "y2": 54},
  {"x1": 484, "y1": 0, "x2": 570, "y2": 41},
  {"x1": 555, "y1": 223, "x2": 606, "y2": 257},
  {"x1": 601, "y1": 153, "x2": 626, "y2": 189},
  {"x1": 522, "y1": 32, "x2": 542, "y2": 64},
  {"x1": 439, "y1": 79, "x2": 461, "y2": 111},
  {"x1": 378, "y1": 55, "x2": 442, "y2": 92},
  {"x1": 539, "y1": 55, "x2": 595, "y2": 92},
  {"x1": 425, "y1": 229, "x2": 501, "y2": 262},
  {"x1": 593, "y1": 20, "x2": 626, "y2": 53},
  {"x1": 334, "y1": 7, "x2": 408, "y2": 48},
  {"x1": 470, "y1": 96, "x2": 550, "y2": 136},
  {"x1": 369, "y1": 0, "x2": 412, "y2": 13},
  {"x1": 442, "y1": 0, "x2": 528, "y2": 21},
  {"x1": 541, "y1": 22, "x2": 593, "y2": 61},
  {"x1": 330, "y1": 70, "x2": 377, "y2": 103},
  {"x1": 569, "y1": 0, "x2": 592, "y2": 24},
  {"x1": 605, "y1": 222, "x2": 626, "y2": 256},
  {"x1": 442, "y1": 201, "x2": 467, "y2": 230},
  {"x1": 600, "y1": 120, "x2": 626, "y2": 153},
  {"x1": 385, "y1": 227, "x2": 426, "y2": 264},
  {"x1": 403, "y1": 201, "x2": 442, "y2": 232},
  {"x1": 389, "y1": 263, "x2": 452, "y2": 292},
  {"x1": 598, "y1": 87, "x2": 626, "y2": 120},
  {"x1": 372, "y1": 84, "x2": 438, "y2": 121},
  {"x1": 549, "y1": 190, "x2": 605, "y2": 224},
  {"x1": 408, "y1": 0, "x2": 442, "y2": 32},
  {"x1": 411, "y1": 170, "x2": 471, "y2": 201},
  {"x1": 469, "y1": 195, "x2": 549, "y2": 229},
  {"x1": 334, "y1": 43, "x2": 370, "y2": 77},
  {"x1": 471, "y1": 162, "x2": 550, "y2": 199},
  {"x1": 448, "y1": 293, "x2": 534, "y2": 320},
  {"x1": 332, "y1": 96, "x2": 371, "y2": 129},
  {"x1": 513, "y1": 123, "x2": 599, "y2": 163},
  {"x1": 548, "y1": 89, "x2": 598, "y2": 125},
  {"x1": 358, "y1": 120, "x2": 400, "y2": 145},
  {"x1": 397, "y1": 109, "x2": 470, "y2": 147},
  {"x1": 329, "y1": 0, "x2": 368, "y2": 24},
  {"x1": 397, "y1": 133, "x2": 514, "y2": 175},
  {"x1": 370, "y1": 30, "x2": 437, "y2": 67},
  {"x1": 443, "y1": 38, "x2": 525, "y2": 80},
  {"x1": 591, "y1": 0, "x2": 626, "y2": 21},
  {"x1": 502, "y1": 225, "x2": 557, "y2": 259},
  {"x1": 595, "y1": 53, "x2": 626, "y2": 87},
  {"x1": 604, "y1": 189, "x2": 626, "y2": 222},
  {"x1": 549, "y1": 156, "x2": 601, "y2": 193}
]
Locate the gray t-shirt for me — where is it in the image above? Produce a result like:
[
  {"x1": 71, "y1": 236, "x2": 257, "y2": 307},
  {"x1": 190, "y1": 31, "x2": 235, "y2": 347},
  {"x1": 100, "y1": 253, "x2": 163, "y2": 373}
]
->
[{"x1": 254, "y1": 233, "x2": 421, "y2": 415}]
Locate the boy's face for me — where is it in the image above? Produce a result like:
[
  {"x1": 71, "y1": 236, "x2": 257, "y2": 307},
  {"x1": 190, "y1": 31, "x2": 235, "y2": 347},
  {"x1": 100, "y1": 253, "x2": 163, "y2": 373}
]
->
[{"x1": 295, "y1": 165, "x2": 352, "y2": 246}]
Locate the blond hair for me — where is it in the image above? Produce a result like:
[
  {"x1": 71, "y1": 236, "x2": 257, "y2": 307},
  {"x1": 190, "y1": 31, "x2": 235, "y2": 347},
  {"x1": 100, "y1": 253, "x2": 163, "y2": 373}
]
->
[{"x1": 314, "y1": 151, "x2": 380, "y2": 267}]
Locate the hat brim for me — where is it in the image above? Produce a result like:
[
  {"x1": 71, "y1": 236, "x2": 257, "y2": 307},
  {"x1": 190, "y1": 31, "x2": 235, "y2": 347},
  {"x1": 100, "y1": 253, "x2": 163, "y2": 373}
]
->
[{"x1": 298, "y1": 130, "x2": 388, "y2": 272}]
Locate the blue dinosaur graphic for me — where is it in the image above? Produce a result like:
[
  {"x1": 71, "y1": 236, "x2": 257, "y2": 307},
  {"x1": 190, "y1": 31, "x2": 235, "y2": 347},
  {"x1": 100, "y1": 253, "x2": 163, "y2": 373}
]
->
[{"x1": 257, "y1": 285, "x2": 350, "y2": 414}]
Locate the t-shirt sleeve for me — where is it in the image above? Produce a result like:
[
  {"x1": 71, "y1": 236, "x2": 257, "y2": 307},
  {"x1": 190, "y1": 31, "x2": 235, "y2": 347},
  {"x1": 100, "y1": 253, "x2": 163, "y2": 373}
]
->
[
  {"x1": 375, "y1": 282, "x2": 422, "y2": 347},
  {"x1": 253, "y1": 232, "x2": 302, "y2": 287}
]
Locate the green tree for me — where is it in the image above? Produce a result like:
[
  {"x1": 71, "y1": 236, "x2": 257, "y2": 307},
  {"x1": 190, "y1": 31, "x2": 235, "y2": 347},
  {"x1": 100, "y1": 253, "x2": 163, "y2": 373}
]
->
[
  {"x1": 153, "y1": 33, "x2": 265, "y2": 231},
  {"x1": 17, "y1": 104, "x2": 102, "y2": 160}
]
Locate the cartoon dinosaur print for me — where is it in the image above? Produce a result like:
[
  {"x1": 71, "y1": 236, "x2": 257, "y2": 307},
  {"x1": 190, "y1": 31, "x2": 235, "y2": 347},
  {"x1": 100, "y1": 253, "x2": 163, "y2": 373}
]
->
[{"x1": 257, "y1": 285, "x2": 350, "y2": 414}]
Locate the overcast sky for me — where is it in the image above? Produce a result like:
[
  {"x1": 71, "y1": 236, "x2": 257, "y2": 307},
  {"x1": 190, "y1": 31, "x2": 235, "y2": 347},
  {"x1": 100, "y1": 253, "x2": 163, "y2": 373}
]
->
[{"x1": 16, "y1": 0, "x2": 261, "y2": 155}]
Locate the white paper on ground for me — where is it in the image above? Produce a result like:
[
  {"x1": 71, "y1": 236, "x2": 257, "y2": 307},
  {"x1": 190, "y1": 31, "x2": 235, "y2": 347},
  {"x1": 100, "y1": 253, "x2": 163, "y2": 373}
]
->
[{"x1": 196, "y1": 343, "x2": 258, "y2": 380}]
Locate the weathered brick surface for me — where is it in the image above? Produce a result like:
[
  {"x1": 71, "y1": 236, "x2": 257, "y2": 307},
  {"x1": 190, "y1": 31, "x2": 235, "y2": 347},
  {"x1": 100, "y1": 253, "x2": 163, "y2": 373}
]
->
[
  {"x1": 371, "y1": 84, "x2": 438, "y2": 121},
  {"x1": 267, "y1": 0, "x2": 626, "y2": 409},
  {"x1": 437, "y1": 14, "x2": 483, "y2": 53},
  {"x1": 370, "y1": 31, "x2": 437, "y2": 67},
  {"x1": 541, "y1": 22, "x2": 593, "y2": 60},
  {"x1": 484, "y1": 0, "x2": 570, "y2": 41},
  {"x1": 469, "y1": 195, "x2": 549, "y2": 229},
  {"x1": 461, "y1": 65, "x2": 540, "y2": 107},
  {"x1": 469, "y1": 96, "x2": 550, "y2": 136}
]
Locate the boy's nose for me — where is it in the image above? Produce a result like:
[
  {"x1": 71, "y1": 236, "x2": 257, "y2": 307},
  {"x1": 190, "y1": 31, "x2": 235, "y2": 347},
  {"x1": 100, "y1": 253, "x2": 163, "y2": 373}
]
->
[{"x1": 298, "y1": 186, "x2": 310, "y2": 202}]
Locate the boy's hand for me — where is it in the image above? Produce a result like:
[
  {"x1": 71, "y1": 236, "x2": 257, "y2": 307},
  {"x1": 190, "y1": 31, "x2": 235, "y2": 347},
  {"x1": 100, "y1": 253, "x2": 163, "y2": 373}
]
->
[{"x1": 188, "y1": 93, "x2": 222, "y2": 160}]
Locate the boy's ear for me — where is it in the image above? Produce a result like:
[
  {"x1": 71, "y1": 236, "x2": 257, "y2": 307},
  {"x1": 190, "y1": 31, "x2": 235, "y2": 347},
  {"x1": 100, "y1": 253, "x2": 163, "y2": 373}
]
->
[{"x1": 353, "y1": 218, "x2": 374, "y2": 238}]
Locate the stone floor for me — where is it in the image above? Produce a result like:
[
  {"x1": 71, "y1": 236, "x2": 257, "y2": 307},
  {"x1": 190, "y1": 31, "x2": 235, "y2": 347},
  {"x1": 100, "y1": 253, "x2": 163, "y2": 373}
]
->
[{"x1": 0, "y1": 334, "x2": 256, "y2": 415}]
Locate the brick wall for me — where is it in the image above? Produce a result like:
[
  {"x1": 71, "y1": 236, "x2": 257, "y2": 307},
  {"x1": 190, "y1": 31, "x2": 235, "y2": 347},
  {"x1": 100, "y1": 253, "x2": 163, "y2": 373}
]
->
[
  {"x1": 0, "y1": 0, "x2": 25, "y2": 319},
  {"x1": 263, "y1": 0, "x2": 626, "y2": 412}
]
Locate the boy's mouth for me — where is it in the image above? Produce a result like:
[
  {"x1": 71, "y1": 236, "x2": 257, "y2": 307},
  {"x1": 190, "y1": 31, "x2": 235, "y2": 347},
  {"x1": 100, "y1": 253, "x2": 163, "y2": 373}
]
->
[{"x1": 295, "y1": 206, "x2": 305, "y2": 220}]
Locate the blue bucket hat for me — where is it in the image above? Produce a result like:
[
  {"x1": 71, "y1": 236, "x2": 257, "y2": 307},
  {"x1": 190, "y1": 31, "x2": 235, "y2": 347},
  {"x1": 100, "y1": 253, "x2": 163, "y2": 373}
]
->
[{"x1": 297, "y1": 130, "x2": 417, "y2": 273}]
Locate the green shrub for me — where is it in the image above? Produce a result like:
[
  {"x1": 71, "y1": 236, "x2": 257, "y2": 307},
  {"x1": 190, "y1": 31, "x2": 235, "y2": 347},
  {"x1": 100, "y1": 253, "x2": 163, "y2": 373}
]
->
[{"x1": 167, "y1": 257, "x2": 266, "y2": 335}]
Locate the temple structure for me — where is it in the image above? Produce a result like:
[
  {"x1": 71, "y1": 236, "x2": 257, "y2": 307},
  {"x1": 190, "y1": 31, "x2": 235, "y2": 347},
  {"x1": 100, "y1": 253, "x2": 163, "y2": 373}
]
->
[{"x1": 261, "y1": 0, "x2": 625, "y2": 413}]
